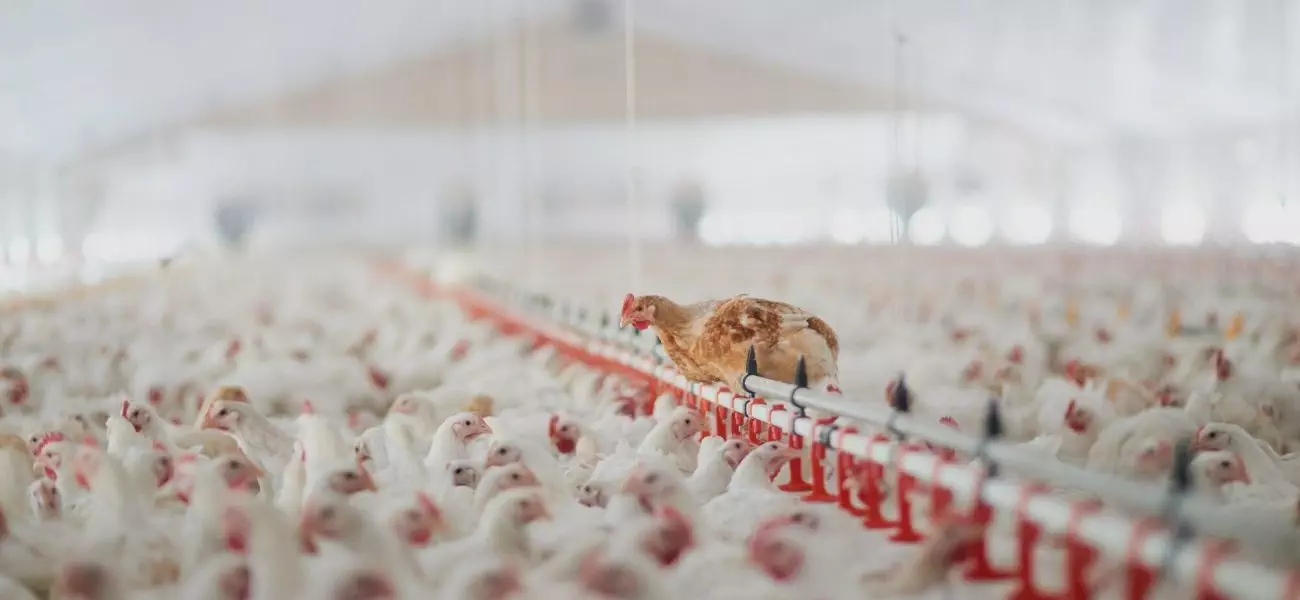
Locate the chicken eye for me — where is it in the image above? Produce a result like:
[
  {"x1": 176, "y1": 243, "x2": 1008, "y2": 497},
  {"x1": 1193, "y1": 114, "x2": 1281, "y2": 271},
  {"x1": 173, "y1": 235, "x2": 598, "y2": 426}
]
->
[
  {"x1": 1207, "y1": 432, "x2": 1220, "y2": 439},
  {"x1": 497, "y1": 447, "x2": 509, "y2": 456},
  {"x1": 461, "y1": 420, "x2": 472, "y2": 427},
  {"x1": 320, "y1": 507, "x2": 335, "y2": 520},
  {"x1": 1219, "y1": 460, "x2": 1233, "y2": 469},
  {"x1": 644, "y1": 473, "x2": 659, "y2": 485},
  {"x1": 510, "y1": 472, "x2": 521, "y2": 482},
  {"x1": 227, "y1": 460, "x2": 242, "y2": 470},
  {"x1": 343, "y1": 471, "x2": 358, "y2": 480},
  {"x1": 217, "y1": 408, "x2": 230, "y2": 417},
  {"x1": 454, "y1": 467, "x2": 466, "y2": 475},
  {"x1": 29, "y1": 435, "x2": 39, "y2": 444}
]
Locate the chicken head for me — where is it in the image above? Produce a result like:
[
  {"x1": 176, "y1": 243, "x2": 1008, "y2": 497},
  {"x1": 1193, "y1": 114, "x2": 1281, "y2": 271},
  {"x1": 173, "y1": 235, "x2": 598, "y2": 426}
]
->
[
  {"x1": 389, "y1": 491, "x2": 446, "y2": 547},
  {"x1": 1191, "y1": 450, "x2": 1251, "y2": 487},
  {"x1": 150, "y1": 449, "x2": 175, "y2": 488},
  {"x1": 619, "y1": 294, "x2": 655, "y2": 331},
  {"x1": 641, "y1": 506, "x2": 695, "y2": 566},
  {"x1": 1190, "y1": 423, "x2": 1238, "y2": 453},
  {"x1": 199, "y1": 400, "x2": 244, "y2": 431},
  {"x1": 387, "y1": 393, "x2": 429, "y2": 418},
  {"x1": 747, "y1": 527, "x2": 805, "y2": 582},
  {"x1": 449, "y1": 459, "x2": 482, "y2": 488},
  {"x1": 331, "y1": 569, "x2": 397, "y2": 600},
  {"x1": 324, "y1": 461, "x2": 378, "y2": 495},
  {"x1": 548, "y1": 414, "x2": 580, "y2": 455},
  {"x1": 299, "y1": 493, "x2": 368, "y2": 551},
  {"x1": 121, "y1": 398, "x2": 154, "y2": 433},
  {"x1": 622, "y1": 465, "x2": 685, "y2": 512},
  {"x1": 669, "y1": 410, "x2": 707, "y2": 442},
  {"x1": 721, "y1": 438, "x2": 752, "y2": 469},
  {"x1": 1131, "y1": 439, "x2": 1176, "y2": 477},
  {"x1": 508, "y1": 490, "x2": 551, "y2": 524},
  {"x1": 448, "y1": 412, "x2": 493, "y2": 443},
  {"x1": 578, "y1": 549, "x2": 652, "y2": 599},
  {"x1": 577, "y1": 481, "x2": 609, "y2": 508},
  {"x1": 485, "y1": 440, "x2": 524, "y2": 468},
  {"x1": 27, "y1": 478, "x2": 61, "y2": 520},
  {"x1": 215, "y1": 453, "x2": 265, "y2": 489},
  {"x1": 748, "y1": 441, "x2": 802, "y2": 479}
]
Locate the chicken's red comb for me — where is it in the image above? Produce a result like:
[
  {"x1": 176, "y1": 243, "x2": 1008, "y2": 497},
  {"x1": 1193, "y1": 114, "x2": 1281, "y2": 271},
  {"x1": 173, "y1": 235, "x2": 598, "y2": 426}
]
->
[
  {"x1": 1214, "y1": 349, "x2": 1233, "y2": 381},
  {"x1": 1007, "y1": 345, "x2": 1024, "y2": 363},
  {"x1": 1064, "y1": 399, "x2": 1088, "y2": 433},
  {"x1": 120, "y1": 399, "x2": 131, "y2": 418},
  {"x1": 347, "y1": 410, "x2": 361, "y2": 429},
  {"x1": 367, "y1": 366, "x2": 390, "y2": 390},
  {"x1": 148, "y1": 386, "x2": 164, "y2": 406},
  {"x1": 938, "y1": 416, "x2": 959, "y2": 430},
  {"x1": 621, "y1": 293, "x2": 635, "y2": 315},
  {"x1": 547, "y1": 413, "x2": 560, "y2": 437},
  {"x1": 33, "y1": 431, "x2": 65, "y2": 456},
  {"x1": 81, "y1": 435, "x2": 97, "y2": 447},
  {"x1": 301, "y1": 400, "x2": 315, "y2": 415},
  {"x1": 152, "y1": 440, "x2": 168, "y2": 453}
]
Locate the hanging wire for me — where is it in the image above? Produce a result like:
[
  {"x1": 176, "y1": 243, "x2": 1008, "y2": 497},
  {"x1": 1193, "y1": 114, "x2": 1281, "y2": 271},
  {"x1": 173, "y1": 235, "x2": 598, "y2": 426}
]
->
[
  {"x1": 886, "y1": 0, "x2": 905, "y2": 245},
  {"x1": 623, "y1": 0, "x2": 642, "y2": 292},
  {"x1": 465, "y1": 0, "x2": 486, "y2": 254},
  {"x1": 522, "y1": 0, "x2": 542, "y2": 289},
  {"x1": 1278, "y1": 0, "x2": 1292, "y2": 210}
]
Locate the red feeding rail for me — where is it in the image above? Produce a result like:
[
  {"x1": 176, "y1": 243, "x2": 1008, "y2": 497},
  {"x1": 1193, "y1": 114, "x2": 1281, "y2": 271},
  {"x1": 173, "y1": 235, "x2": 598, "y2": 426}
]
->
[{"x1": 379, "y1": 263, "x2": 1300, "y2": 600}]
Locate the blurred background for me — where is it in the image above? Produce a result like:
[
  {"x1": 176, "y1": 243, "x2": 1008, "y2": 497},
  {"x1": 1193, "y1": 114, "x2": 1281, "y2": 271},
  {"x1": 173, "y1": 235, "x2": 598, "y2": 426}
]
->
[{"x1": 1, "y1": 0, "x2": 1298, "y2": 288}]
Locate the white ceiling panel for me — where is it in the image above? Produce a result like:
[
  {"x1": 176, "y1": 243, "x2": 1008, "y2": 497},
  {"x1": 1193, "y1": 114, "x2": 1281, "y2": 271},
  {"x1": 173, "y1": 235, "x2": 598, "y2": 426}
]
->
[{"x1": 1, "y1": 0, "x2": 1298, "y2": 164}]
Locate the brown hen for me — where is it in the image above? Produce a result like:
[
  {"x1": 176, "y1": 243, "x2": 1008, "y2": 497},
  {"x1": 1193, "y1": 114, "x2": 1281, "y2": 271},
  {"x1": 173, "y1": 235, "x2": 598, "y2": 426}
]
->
[{"x1": 619, "y1": 293, "x2": 840, "y2": 395}]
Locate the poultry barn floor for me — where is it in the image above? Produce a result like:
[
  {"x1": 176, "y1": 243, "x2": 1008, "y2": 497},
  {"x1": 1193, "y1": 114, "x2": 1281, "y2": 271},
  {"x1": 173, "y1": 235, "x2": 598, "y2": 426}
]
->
[{"x1": 0, "y1": 250, "x2": 1295, "y2": 599}]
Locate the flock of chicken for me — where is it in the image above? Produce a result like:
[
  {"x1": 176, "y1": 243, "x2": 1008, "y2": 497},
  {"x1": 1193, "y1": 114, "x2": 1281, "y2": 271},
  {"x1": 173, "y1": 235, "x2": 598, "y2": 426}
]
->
[{"x1": 0, "y1": 251, "x2": 1298, "y2": 600}]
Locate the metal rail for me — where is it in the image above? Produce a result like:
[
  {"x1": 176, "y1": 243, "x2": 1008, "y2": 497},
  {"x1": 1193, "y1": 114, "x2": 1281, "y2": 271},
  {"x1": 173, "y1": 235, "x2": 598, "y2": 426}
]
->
[{"x1": 414, "y1": 272, "x2": 1300, "y2": 599}]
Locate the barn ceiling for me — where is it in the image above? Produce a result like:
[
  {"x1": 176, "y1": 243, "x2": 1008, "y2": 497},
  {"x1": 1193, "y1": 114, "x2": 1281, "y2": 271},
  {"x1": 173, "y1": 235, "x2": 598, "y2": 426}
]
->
[{"x1": 1, "y1": 0, "x2": 1297, "y2": 165}]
